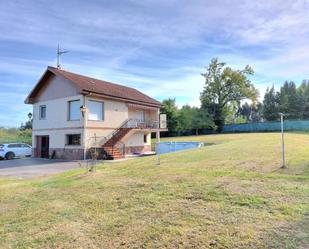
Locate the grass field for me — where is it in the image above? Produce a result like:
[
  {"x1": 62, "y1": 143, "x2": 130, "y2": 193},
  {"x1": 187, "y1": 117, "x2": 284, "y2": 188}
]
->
[{"x1": 1, "y1": 133, "x2": 309, "y2": 248}]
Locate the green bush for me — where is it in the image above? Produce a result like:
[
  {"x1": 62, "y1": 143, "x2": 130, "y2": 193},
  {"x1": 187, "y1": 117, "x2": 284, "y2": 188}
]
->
[{"x1": 0, "y1": 128, "x2": 32, "y2": 145}]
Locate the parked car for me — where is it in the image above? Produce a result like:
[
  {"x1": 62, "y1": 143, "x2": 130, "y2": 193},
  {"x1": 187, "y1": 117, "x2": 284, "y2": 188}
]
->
[{"x1": 0, "y1": 143, "x2": 32, "y2": 160}]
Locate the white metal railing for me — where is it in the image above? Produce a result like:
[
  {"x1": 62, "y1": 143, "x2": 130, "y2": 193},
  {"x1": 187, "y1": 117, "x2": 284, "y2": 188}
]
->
[{"x1": 124, "y1": 119, "x2": 160, "y2": 129}]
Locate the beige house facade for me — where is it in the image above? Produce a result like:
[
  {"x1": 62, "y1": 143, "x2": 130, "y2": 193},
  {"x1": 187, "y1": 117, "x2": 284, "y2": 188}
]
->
[{"x1": 25, "y1": 66, "x2": 165, "y2": 160}]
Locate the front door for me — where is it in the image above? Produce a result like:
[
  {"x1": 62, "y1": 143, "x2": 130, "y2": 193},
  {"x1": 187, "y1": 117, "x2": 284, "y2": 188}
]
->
[{"x1": 36, "y1": 136, "x2": 49, "y2": 158}]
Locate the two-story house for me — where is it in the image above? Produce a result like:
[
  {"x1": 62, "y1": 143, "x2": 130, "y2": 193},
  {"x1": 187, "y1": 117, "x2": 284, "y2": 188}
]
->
[{"x1": 25, "y1": 66, "x2": 165, "y2": 160}]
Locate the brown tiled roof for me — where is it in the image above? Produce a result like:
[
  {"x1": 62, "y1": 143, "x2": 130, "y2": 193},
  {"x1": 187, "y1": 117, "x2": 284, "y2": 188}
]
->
[{"x1": 25, "y1": 66, "x2": 162, "y2": 107}]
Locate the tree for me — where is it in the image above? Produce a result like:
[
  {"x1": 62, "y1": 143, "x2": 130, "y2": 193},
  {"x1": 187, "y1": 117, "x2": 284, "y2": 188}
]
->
[
  {"x1": 191, "y1": 108, "x2": 213, "y2": 135},
  {"x1": 250, "y1": 102, "x2": 263, "y2": 122},
  {"x1": 279, "y1": 81, "x2": 301, "y2": 118},
  {"x1": 160, "y1": 98, "x2": 179, "y2": 132},
  {"x1": 262, "y1": 86, "x2": 280, "y2": 121},
  {"x1": 236, "y1": 102, "x2": 263, "y2": 123},
  {"x1": 200, "y1": 58, "x2": 258, "y2": 132},
  {"x1": 298, "y1": 80, "x2": 309, "y2": 118},
  {"x1": 237, "y1": 102, "x2": 251, "y2": 121},
  {"x1": 178, "y1": 106, "x2": 213, "y2": 135},
  {"x1": 177, "y1": 105, "x2": 194, "y2": 131},
  {"x1": 20, "y1": 112, "x2": 33, "y2": 131}
]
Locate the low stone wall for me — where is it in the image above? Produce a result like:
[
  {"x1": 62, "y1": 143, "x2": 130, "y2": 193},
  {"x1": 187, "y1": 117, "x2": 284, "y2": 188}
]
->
[
  {"x1": 49, "y1": 148, "x2": 84, "y2": 160},
  {"x1": 33, "y1": 145, "x2": 152, "y2": 160}
]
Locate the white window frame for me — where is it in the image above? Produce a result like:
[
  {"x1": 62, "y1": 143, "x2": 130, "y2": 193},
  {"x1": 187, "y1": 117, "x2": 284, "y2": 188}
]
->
[
  {"x1": 39, "y1": 105, "x2": 46, "y2": 120},
  {"x1": 68, "y1": 100, "x2": 80, "y2": 121},
  {"x1": 88, "y1": 100, "x2": 104, "y2": 121}
]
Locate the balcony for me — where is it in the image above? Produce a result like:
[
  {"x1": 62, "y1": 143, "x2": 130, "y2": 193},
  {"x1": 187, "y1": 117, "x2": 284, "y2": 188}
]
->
[{"x1": 124, "y1": 119, "x2": 160, "y2": 129}]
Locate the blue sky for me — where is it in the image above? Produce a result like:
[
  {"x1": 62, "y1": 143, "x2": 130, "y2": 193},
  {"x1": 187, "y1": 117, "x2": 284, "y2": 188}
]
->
[{"x1": 1, "y1": 0, "x2": 309, "y2": 127}]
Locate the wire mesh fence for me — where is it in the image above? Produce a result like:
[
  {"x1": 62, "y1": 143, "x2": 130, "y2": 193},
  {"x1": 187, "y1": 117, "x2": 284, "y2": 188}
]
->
[
  {"x1": 223, "y1": 112, "x2": 309, "y2": 133},
  {"x1": 223, "y1": 119, "x2": 309, "y2": 132}
]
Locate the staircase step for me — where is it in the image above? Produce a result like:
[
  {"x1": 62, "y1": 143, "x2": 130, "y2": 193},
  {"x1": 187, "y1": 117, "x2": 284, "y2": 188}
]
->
[{"x1": 113, "y1": 156, "x2": 125, "y2": 159}]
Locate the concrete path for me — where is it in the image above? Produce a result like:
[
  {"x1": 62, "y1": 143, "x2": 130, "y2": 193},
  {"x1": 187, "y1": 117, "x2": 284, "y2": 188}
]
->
[{"x1": 0, "y1": 158, "x2": 81, "y2": 179}]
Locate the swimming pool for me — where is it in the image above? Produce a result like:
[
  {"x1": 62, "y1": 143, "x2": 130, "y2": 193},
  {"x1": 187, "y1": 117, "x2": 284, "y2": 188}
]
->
[{"x1": 156, "y1": 142, "x2": 203, "y2": 154}]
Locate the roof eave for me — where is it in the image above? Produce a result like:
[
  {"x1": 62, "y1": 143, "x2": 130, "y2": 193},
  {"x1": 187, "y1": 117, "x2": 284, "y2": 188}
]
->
[{"x1": 81, "y1": 90, "x2": 162, "y2": 108}]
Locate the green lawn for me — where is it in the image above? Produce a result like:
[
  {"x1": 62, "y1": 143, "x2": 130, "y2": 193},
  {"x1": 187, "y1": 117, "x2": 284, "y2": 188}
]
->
[{"x1": 1, "y1": 133, "x2": 309, "y2": 248}]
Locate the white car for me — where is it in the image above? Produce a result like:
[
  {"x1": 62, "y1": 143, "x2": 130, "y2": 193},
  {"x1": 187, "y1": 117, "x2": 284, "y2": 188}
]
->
[{"x1": 0, "y1": 143, "x2": 32, "y2": 160}]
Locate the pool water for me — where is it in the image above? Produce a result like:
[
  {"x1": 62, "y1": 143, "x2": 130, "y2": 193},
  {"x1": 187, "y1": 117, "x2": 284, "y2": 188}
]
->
[{"x1": 156, "y1": 142, "x2": 203, "y2": 154}]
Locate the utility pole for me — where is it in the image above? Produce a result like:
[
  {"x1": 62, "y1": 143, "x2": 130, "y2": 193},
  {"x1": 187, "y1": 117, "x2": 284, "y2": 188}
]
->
[
  {"x1": 56, "y1": 44, "x2": 69, "y2": 69},
  {"x1": 280, "y1": 113, "x2": 286, "y2": 168}
]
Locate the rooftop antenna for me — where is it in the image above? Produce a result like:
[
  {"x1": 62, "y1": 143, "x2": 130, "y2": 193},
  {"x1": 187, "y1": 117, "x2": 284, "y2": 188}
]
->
[{"x1": 56, "y1": 44, "x2": 69, "y2": 69}]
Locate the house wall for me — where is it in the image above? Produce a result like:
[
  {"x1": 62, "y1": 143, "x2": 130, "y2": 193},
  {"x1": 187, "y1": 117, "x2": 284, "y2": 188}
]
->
[
  {"x1": 32, "y1": 128, "x2": 84, "y2": 160},
  {"x1": 123, "y1": 131, "x2": 151, "y2": 154},
  {"x1": 32, "y1": 95, "x2": 84, "y2": 130},
  {"x1": 85, "y1": 96, "x2": 129, "y2": 129},
  {"x1": 128, "y1": 108, "x2": 159, "y2": 121},
  {"x1": 36, "y1": 74, "x2": 80, "y2": 102}
]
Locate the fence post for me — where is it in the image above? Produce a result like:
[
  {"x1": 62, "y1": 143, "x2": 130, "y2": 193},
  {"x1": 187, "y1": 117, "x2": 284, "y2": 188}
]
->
[
  {"x1": 156, "y1": 130, "x2": 160, "y2": 165},
  {"x1": 280, "y1": 113, "x2": 286, "y2": 168}
]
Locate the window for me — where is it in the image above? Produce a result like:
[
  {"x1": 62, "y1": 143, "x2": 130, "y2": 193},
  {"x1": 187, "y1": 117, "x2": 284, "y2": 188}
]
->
[
  {"x1": 21, "y1": 144, "x2": 31, "y2": 148},
  {"x1": 144, "y1": 134, "x2": 148, "y2": 143},
  {"x1": 88, "y1": 100, "x2": 104, "y2": 121},
  {"x1": 8, "y1": 144, "x2": 21, "y2": 148},
  {"x1": 68, "y1": 100, "x2": 80, "y2": 121},
  {"x1": 137, "y1": 110, "x2": 145, "y2": 122},
  {"x1": 66, "y1": 134, "x2": 81, "y2": 145},
  {"x1": 39, "y1": 105, "x2": 46, "y2": 119}
]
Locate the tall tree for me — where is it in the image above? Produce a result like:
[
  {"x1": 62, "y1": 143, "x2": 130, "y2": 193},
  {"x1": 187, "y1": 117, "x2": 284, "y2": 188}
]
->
[
  {"x1": 279, "y1": 81, "x2": 301, "y2": 118},
  {"x1": 160, "y1": 98, "x2": 179, "y2": 132},
  {"x1": 178, "y1": 106, "x2": 213, "y2": 134},
  {"x1": 298, "y1": 80, "x2": 309, "y2": 118},
  {"x1": 177, "y1": 105, "x2": 194, "y2": 131},
  {"x1": 200, "y1": 58, "x2": 258, "y2": 132},
  {"x1": 262, "y1": 86, "x2": 280, "y2": 121},
  {"x1": 236, "y1": 102, "x2": 263, "y2": 122},
  {"x1": 250, "y1": 102, "x2": 263, "y2": 122},
  {"x1": 237, "y1": 102, "x2": 251, "y2": 121},
  {"x1": 191, "y1": 108, "x2": 213, "y2": 135}
]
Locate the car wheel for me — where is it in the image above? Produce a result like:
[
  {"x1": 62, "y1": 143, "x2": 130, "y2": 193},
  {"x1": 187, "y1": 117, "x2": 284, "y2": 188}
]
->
[{"x1": 5, "y1": 152, "x2": 15, "y2": 160}]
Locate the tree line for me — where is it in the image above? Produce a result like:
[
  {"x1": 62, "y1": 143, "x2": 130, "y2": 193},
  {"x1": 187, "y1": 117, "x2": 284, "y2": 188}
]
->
[
  {"x1": 262, "y1": 81, "x2": 309, "y2": 120},
  {"x1": 161, "y1": 58, "x2": 309, "y2": 134}
]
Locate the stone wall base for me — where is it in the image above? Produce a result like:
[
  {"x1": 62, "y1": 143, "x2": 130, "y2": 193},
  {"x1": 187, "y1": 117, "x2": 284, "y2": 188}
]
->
[
  {"x1": 32, "y1": 145, "x2": 152, "y2": 160},
  {"x1": 49, "y1": 148, "x2": 84, "y2": 160},
  {"x1": 125, "y1": 145, "x2": 151, "y2": 155}
]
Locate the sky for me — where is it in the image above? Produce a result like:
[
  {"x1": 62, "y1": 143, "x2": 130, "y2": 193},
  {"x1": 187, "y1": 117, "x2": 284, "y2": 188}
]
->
[{"x1": 1, "y1": 0, "x2": 309, "y2": 127}]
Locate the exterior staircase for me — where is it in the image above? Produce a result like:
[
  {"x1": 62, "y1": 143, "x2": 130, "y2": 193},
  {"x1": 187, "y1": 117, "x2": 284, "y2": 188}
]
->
[
  {"x1": 102, "y1": 146, "x2": 125, "y2": 160},
  {"x1": 102, "y1": 119, "x2": 132, "y2": 160},
  {"x1": 102, "y1": 118, "x2": 159, "y2": 160}
]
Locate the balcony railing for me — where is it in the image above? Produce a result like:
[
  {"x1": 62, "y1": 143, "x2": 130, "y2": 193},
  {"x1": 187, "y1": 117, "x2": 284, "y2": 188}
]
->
[{"x1": 124, "y1": 119, "x2": 160, "y2": 129}]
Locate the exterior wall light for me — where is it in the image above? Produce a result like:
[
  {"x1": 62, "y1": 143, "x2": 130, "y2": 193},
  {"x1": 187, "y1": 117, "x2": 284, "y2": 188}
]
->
[{"x1": 80, "y1": 105, "x2": 87, "y2": 116}]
